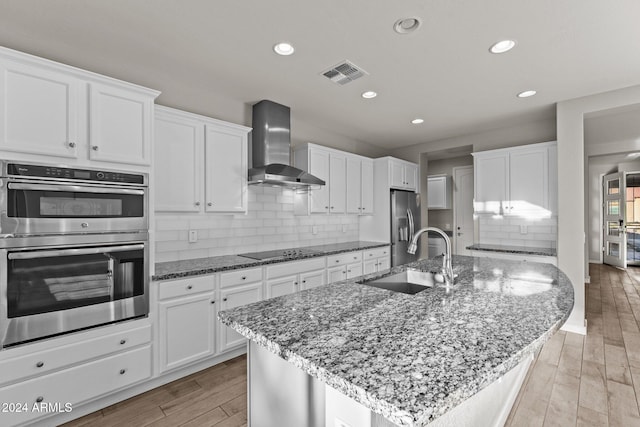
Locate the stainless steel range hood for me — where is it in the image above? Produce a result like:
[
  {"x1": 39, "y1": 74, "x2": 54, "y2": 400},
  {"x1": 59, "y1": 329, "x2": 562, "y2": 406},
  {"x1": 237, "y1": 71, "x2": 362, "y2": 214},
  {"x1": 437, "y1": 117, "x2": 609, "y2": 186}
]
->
[{"x1": 248, "y1": 100, "x2": 325, "y2": 190}]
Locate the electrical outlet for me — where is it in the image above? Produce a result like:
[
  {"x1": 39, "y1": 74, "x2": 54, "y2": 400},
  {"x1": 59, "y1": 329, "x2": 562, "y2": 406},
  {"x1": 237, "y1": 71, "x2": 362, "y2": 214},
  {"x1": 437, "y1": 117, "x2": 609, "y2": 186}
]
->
[
  {"x1": 188, "y1": 230, "x2": 198, "y2": 243},
  {"x1": 520, "y1": 225, "x2": 527, "y2": 235},
  {"x1": 342, "y1": 224, "x2": 347, "y2": 233},
  {"x1": 312, "y1": 226, "x2": 318, "y2": 235}
]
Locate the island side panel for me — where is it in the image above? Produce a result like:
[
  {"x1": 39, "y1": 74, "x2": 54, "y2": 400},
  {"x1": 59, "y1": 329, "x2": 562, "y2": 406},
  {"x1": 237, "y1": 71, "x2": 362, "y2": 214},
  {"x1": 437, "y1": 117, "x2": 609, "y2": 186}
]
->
[{"x1": 248, "y1": 341, "x2": 325, "y2": 427}]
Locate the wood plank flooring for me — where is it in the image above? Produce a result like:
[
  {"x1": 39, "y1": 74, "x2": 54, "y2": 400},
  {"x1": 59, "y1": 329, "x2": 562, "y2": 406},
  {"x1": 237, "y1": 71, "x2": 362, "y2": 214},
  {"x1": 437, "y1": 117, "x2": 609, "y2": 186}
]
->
[
  {"x1": 62, "y1": 355, "x2": 247, "y2": 427},
  {"x1": 506, "y1": 263, "x2": 640, "y2": 427},
  {"x1": 65, "y1": 263, "x2": 640, "y2": 426}
]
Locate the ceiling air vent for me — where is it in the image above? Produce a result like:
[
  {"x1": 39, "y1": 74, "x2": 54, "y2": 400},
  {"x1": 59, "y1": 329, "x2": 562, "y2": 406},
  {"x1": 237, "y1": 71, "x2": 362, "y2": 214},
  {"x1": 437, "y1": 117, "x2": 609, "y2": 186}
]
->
[{"x1": 321, "y1": 60, "x2": 368, "y2": 85}]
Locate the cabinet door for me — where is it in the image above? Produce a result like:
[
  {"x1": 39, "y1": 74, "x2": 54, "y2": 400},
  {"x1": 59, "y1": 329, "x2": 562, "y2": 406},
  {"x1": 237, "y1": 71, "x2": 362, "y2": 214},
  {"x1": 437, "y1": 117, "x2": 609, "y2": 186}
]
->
[
  {"x1": 89, "y1": 82, "x2": 153, "y2": 165},
  {"x1": 219, "y1": 283, "x2": 262, "y2": 352},
  {"x1": 329, "y1": 153, "x2": 346, "y2": 213},
  {"x1": 548, "y1": 145, "x2": 557, "y2": 216},
  {"x1": 309, "y1": 148, "x2": 330, "y2": 213},
  {"x1": 377, "y1": 256, "x2": 390, "y2": 271},
  {"x1": 0, "y1": 59, "x2": 79, "y2": 158},
  {"x1": 363, "y1": 259, "x2": 378, "y2": 275},
  {"x1": 405, "y1": 164, "x2": 418, "y2": 191},
  {"x1": 299, "y1": 269, "x2": 326, "y2": 290},
  {"x1": 390, "y1": 161, "x2": 405, "y2": 188},
  {"x1": 266, "y1": 275, "x2": 298, "y2": 299},
  {"x1": 158, "y1": 293, "x2": 215, "y2": 373},
  {"x1": 154, "y1": 112, "x2": 204, "y2": 212},
  {"x1": 346, "y1": 262, "x2": 363, "y2": 279},
  {"x1": 346, "y1": 156, "x2": 362, "y2": 214},
  {"x1": 509, "y1": 147, "x2": 548, "y2": 215},
  {"x1": 205, "y1": 124, "x2": 248, "y2": 213},
  {"x1": 427, "y1": 176, "x2": 448, "y2": 209},
  {"x1": 474, "y1": 152, "x2": 509, "y2": 214},
  {"x1": 360, "y1": 159, "x2": 374, "y2": 214},
  {"x1": 327, "y1": 265, "x2": 346, "y2": 283}
]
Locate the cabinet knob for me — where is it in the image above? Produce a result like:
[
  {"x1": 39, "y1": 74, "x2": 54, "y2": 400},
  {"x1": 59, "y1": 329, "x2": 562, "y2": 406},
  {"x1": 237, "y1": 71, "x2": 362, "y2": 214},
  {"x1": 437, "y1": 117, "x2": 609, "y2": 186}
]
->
[
  {"x1": 119, "y1": 369, "x2": 126, "y2": 375},
  {"x1": 36, "y1": 396, "x2": 44, "y2": 403},
  {"x1": 36, "y1": 361, "x2": 44, "y2": 368},
  {"x1": 120, "y1": 339, "x2": 127, "y2": 345},
  {"x1": 208, "y1": 202, "x2": 213, "y2": 207},
  {"x1": 294, "y1": 282, "x2": 298, "y2": 285},
  {"x1": 223, "y1": 297, "x2": 228, "y2": 302},
  {"x1": 92, "y1": 145, "x2": 99, "y2": 151},
  {"x1": 325, "y1": 206, "x2": 329, "y2": 209},
  {"x1": 302, "y1": 280, "x2": 306, "y2": 283},
  {"x1": 348, "y1": 269, "x2": 351, "y2": 273},
  {"x1": 187, "y1": 285, "x2": 193, "y2": 290},
  {"x1": 331, "y1": 206, "x2": 334, "y2": 209},
  {"x1": 211, "y1": 300, "x2": 215, "y2": 304},
  {"x1": 67, "y1": 142, "x2": 76, "y2": 148},
  {"x1": 195, "y1": 201, "x2": 201, "y2": 206},
  {"x1": 335, "y1": 260, "x2": 340, "y2": 263},
  {"x1": 241, "y1": 276, "x2": 247, "y2": 280}
]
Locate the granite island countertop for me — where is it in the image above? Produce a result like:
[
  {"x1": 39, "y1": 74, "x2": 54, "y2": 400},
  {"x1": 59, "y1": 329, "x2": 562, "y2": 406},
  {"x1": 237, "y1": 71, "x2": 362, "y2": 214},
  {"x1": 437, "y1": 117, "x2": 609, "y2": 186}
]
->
[
  {"x1": 153, "y1": 240, "x2": 389, "y2": 281},
  {"x1": 467, "y1": 243, "x2": 557, "y2": 257},
  {"x1": 218, "y1": 255, "x2": 574, "y2": 427}
]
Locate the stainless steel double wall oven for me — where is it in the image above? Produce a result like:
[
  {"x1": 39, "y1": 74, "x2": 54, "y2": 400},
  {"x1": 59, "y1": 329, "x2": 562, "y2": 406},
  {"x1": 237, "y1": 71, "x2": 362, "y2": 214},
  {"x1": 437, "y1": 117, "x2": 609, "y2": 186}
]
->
[{"x1": 0, "y1": 161, "x2": 149, "y2": 348}]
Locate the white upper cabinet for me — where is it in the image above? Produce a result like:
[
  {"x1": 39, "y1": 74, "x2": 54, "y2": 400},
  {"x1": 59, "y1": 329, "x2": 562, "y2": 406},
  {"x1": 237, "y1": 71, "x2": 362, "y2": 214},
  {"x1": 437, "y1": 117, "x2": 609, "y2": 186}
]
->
[
  {"x1": 205, "y1": 124, "x2": 248, "y2": 213},
  {"x1": 473, "y1": 141, "x2": 556, "y2": 217},
  {"x1": 154, "y1": 106, "x2": 250, "y2": 214},
  {"x1": 329, "y1": 152, "x2": 346, "y2": 214},
  {"x1": 0, "y1": 59, "x2": 80, "y2": 158},
  {"x1": 0, "y1": 47, "x2": 158, "y2": 167},
  {"x1": 88, "y1": 82, "x2": 154, "y2": 165},
  {"x1": 427, "y1": 175, "x2": 452, "y2": 210},
  {"x1": 346, "y1": 155, "x2": 374, "y2": 215},
  {"x1": 308, "y1": 147, "x2": 330, "y2": 213},
  {"x1": 154, "y1": 109, "x2": 204, "y2": 212},
  {"x1": 387, "y1": 157, "x2": 418, "y2": 192}
]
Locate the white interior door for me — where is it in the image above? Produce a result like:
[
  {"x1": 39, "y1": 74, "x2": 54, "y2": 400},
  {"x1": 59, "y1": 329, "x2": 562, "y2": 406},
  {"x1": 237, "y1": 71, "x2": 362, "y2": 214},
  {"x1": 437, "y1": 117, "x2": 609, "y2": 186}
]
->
[
  {"x1": 603, "y1": 172, "x2": 626, "y2": 268},
  {"x1": 453, "y1": 166, "x2": 474, "y2": 255}
]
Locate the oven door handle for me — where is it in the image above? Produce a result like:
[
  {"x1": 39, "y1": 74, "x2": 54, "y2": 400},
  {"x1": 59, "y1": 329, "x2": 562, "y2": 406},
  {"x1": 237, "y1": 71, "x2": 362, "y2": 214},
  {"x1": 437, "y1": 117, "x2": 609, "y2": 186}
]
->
[
  {"x1": 8, "y1": 244, "x2": 145, "y2": 260},
  {"x1": 7, "y1": 183, "x2": 145, "y2": 195}
]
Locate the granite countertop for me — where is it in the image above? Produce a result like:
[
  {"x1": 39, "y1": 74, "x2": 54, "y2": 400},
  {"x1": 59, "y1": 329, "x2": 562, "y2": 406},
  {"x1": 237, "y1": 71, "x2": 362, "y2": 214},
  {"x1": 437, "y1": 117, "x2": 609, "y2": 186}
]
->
[
  {"x1": 153, "y1": 240, "x2": 389, "y2": 281},
  {"x1": 466, "y1": 243, "x2": 557, "y2": 257},
  {"x1": 218, "y1": 255, "x2": 574, "y2": 427}
]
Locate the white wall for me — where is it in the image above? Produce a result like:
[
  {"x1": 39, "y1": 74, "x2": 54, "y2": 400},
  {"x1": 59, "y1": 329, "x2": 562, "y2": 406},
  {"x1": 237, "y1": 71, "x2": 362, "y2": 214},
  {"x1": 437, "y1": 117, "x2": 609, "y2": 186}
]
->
[{"x1": 155, "y1": 186, "x2": 359, "y2": 262}]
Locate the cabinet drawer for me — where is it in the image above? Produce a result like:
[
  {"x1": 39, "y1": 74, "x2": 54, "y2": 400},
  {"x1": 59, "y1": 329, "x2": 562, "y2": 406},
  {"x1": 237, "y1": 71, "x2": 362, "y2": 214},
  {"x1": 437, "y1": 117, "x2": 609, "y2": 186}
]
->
[
  {"x1": 220, "y1": 267, "x2": 263, "y2": 288},
  {"x1": 0, "y1": 324, "x2": 151, "y2": 386},
  {"x1": 364, "y1": 246, "x2": 390, "y2": 259},
  {"x1": 158, "y1": 275, "x2": 215, "y2": 300},
  {"x1": 266, "y1": 257, "x2": 326, "y2": 279},
  {"x1": 0, "y1": 345, "x2": 151, "y2": 426},
  {"x1": 327, "y1": 251, "x2": 362, "y2": 267}
]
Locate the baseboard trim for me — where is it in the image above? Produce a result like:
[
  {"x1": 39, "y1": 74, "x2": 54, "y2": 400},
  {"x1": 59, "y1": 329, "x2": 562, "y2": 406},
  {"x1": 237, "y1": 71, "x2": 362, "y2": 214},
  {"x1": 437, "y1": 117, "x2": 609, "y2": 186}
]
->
[{"x1": 588, "y1": 259, "x2": 603, "y2": 264}]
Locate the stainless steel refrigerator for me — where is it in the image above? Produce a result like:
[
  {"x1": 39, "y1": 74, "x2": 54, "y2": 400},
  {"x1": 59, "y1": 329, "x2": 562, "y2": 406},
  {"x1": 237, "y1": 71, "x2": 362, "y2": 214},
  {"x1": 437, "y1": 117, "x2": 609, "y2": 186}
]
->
[{"x1": 390, "y1": 189, "x2": 421, "y2": 266}]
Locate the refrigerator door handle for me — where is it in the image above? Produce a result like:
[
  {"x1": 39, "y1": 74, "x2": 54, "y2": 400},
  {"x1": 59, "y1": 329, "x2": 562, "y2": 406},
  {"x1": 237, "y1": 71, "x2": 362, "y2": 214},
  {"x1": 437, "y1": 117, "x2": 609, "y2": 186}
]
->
[{"x1": 407, "y1": 208, "x2": 415, "y2": 241}]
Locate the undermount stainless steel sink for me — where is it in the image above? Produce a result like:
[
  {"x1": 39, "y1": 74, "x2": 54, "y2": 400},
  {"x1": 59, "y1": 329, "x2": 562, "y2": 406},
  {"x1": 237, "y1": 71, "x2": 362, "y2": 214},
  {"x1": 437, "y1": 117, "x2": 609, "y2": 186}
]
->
[{"x1": 359, "y1": 269, "x2": 438, "y2": 294}]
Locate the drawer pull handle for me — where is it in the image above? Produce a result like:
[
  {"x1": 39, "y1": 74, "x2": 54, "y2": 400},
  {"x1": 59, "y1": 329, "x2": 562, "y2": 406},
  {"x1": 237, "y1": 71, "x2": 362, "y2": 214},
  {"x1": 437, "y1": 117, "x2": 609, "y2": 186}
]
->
[
  {"x1": 195, "y1": 201, "x2": 201, "y2": 206},
  {"x1": 120, "y1": 339, "x2": 127, "y2": 345},
  {"x1": 223, "y1": 297, "x2": 228, "y2": 302},
  {"x1": 241, "y1": 276, "x2": 246, "y2": 280},
  {"x1": 335, "y1": 260, "x2": 339, "y2": 263},
  {"x1": 120, "y1": 369, "x2": 126, "y2": 375},
  {"x1": 92, "y1": 145, "x2": 99, "y2": 151},
  {"x1": 36, "y1": 396, "x2": 44, "y2": 403},
  {"x1": 187, "y1": 285, "x2": 193, "y2": 290},
  {"x1": 353, "y1": 256, "x2": 357, "y2": 259},
  {"x1": 36, "y1": 361, "x2": 44, "y2": 368},
  {"x1": 67, "y1": 142, "x2": 76, "y2": 148},
  {"x1": 208, "y1": 202, "x2": 213, "y2": 207}
]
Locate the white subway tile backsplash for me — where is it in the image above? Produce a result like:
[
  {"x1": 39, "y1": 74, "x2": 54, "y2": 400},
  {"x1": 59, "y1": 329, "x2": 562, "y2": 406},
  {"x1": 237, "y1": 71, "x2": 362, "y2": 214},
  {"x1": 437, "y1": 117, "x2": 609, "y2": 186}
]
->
[
  {"x1": 477, "y1": 214, "x2": 557, "y2": 249},
  {"x1": 155, "y1": 187, "x2": 360, "y2": 262}
]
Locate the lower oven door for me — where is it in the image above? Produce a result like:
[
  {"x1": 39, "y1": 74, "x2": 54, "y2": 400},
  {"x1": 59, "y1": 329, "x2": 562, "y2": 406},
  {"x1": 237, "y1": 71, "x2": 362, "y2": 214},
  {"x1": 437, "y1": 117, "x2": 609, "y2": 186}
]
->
[{"x1": 0, "y1": 242, "x2": 149, "y2": 348}]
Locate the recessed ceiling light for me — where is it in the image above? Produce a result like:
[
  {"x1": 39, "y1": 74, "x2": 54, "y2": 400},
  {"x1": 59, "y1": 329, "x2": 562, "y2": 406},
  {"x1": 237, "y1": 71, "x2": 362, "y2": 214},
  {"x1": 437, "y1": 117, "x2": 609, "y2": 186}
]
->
[
  {"x1": 273, "y1": 42, "x2": 295, "y2": 56},
  {"x1": 393, "y1": 17, "x2": 421, "y2": 34},
  {"x1": 517, "y1": 90, "x2": 537, "y2": 98},
  {"x1": 411, "y1": 118, "x2": 424, "y2": 124},
  {"x1": 361, "y1": 91, "x2": 377, "y2": 99},
  {"x1": 489, "y1": 40, "x2": 517, "y2": 54}
]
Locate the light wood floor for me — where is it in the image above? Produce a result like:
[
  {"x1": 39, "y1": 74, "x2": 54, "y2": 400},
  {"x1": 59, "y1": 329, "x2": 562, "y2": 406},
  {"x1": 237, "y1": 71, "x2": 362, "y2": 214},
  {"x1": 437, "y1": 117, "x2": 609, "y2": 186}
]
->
[
  {"x1": 65, "y1": 263, "x2": 640, "y2": 427},
  {"x1": 506, "y1": 263, "x2": 640, "y2": 427},
  {"x1": 63, "y1": 355, "x2": 247, "y2": 427}
]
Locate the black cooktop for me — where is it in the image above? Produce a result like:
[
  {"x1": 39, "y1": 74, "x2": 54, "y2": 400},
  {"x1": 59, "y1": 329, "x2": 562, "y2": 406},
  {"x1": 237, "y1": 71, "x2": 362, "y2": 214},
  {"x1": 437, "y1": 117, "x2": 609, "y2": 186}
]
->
[{"x1": 238, "y1": 247, "x2": 322, "y2": 261}]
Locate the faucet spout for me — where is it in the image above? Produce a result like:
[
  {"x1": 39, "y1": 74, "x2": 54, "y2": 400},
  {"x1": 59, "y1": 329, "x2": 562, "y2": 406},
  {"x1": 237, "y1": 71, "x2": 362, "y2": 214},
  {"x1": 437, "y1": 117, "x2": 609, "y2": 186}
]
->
[{"x1": 407, "y1": 227, "x2": 454, "y2": 285}]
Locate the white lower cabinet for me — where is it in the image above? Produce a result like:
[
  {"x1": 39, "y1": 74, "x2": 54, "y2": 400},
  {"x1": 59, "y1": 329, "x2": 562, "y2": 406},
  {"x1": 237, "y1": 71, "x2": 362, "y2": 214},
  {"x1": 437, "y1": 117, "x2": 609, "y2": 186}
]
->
[
  {"x1": 326, "y1": 251, "x2": 363, "y2": 283},
  {"x1": 219, "y1": 282, "x2": 263, "y2": 352},
  {"x1": 0, "y1": 341, "x2": 151, "y2": 426},
  {"x1": 265, "y1": 258, "x2": 327, "y2": 297},
  {"x1": 363, "y1": 247, "x2": 391, "y2": 275}
]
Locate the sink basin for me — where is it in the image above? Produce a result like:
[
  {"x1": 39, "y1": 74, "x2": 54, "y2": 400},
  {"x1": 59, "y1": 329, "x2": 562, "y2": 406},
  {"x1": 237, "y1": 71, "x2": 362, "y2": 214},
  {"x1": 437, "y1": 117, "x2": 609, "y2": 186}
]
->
[{"x1": 359, "y1": 269, "x2": 436, "y2": 294}]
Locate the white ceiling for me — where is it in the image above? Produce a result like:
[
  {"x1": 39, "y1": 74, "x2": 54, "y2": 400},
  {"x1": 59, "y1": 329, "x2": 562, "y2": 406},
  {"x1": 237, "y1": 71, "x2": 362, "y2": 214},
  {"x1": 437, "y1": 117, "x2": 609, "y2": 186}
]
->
[{"x1": 1, "y1": 0, "x2": 639, "y2": 150}]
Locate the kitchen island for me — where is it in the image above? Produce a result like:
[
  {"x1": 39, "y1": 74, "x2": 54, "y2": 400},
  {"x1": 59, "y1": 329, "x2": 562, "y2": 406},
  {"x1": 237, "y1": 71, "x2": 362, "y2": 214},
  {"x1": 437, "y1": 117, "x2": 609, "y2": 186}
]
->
[{"x1": 218, "y1": 255, "x2": 574, "y2": 427}]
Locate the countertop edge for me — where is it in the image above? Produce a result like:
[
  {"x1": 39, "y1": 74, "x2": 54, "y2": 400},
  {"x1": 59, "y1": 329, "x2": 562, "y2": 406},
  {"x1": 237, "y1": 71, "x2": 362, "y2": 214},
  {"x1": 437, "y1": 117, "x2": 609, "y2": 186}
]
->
[{"x1": 466, "y1": 244, "x2": 557, "y2": 257}]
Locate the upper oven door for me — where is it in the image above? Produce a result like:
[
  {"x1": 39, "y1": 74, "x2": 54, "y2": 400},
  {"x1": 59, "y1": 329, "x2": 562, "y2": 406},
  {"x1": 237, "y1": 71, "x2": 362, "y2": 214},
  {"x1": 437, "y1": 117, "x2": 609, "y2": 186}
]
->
[{"x1": 0, "y1": 180, "x2": 147, "y2": 235}]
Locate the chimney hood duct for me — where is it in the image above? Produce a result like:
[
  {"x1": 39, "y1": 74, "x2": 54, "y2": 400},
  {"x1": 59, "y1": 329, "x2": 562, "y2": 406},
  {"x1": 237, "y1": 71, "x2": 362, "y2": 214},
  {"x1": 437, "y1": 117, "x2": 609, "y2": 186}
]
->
[{"x1": 248, "y1": 100, "x2": 325, "y2": 190}]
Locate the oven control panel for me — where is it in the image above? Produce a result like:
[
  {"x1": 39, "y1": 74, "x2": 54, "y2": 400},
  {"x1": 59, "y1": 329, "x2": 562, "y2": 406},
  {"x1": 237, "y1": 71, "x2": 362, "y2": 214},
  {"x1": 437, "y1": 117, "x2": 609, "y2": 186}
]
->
[{"x1": 5, "y1": 163, "x2": 145, "y2": 185}]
